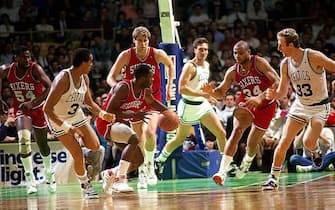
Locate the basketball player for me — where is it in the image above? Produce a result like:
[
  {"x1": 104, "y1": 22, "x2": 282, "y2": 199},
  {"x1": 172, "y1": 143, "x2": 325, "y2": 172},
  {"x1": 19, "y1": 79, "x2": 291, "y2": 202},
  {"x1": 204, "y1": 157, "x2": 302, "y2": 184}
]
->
[
  {"x1": 155, "y1": 37, "x2": 227, "y2": 178},
  {"x1": 106, "y1": 26, "x2": 174, "y2": 188},
  {"x1": 202, "y1": 40, "x2": 280, "y2": 186},
  {"x1": 98, "y1": 64, "x2": 170, "y2": 193},
  {"x1": 43, "y1": 48, "x2": 114, "y2": 199},
  {"x1": 262, "y1": 28, "x2": 335, "y2": 190},
  {"x1": 0, "y1": 46, "x2": 56, "y2": 194}
]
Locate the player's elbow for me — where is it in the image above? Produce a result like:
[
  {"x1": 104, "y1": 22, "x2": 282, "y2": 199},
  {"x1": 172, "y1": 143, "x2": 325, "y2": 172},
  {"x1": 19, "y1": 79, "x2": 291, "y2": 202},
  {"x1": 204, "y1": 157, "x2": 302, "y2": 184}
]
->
[
  {"x1": 42, "y1": 103, "x2": 51, "y2": 116},
  {"x1": 178, "y1": 85, "x2": 187, "y2": 95}
]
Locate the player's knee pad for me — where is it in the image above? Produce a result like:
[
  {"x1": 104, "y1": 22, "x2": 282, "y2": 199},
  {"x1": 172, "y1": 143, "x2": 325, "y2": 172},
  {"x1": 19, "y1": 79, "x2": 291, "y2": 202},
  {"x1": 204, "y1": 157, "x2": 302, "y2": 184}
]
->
[{"x1": 18, "y1": 129, "x2": 32, "y2": 155}]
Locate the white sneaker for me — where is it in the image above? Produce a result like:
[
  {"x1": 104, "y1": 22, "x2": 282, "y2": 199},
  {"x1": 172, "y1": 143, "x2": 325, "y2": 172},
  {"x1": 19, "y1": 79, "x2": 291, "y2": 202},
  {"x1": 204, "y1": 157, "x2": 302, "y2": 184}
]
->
[
  {"x1": 112, "y1": 177, "x2": 134, "y2": 193},
  {"x1": 261, "y1": 175, "x2": 278, "y2": 191},
  {"x1": 212, "y1": 171, "x2": 226, "y2": 186},
  {"x1": 81, "y1": 181, "x2": 99, "y2": 199},
  {"x1": 46, "y1": 170, "x2": 56, "y2": 193},
  {"x1": 235, "y1": 161, "x2": 252, "y2": 179},
  {"x1": 296, "y1": 165, "x2": 313, "y2": 173},
  {"x1": 146, "y1": 162, "x2": 158, "y2": 186},
  {"x1": 100, "y1": 169, "x2": 115, "y2": 194},
  {"x1": 25, "y1": 173, "x2": 37, "y2": 194},
  {"x1": 27, "y1": 181, "x2": 38, "y2": 194},
  {"x1": 137, "y1": 171, "x2": 148, "y2": 189}
]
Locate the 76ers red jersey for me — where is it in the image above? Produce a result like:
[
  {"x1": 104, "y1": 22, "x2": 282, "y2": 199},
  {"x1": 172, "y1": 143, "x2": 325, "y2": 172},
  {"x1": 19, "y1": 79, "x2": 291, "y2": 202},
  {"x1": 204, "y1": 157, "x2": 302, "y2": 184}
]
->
[
  {"x1": 235, "y1": 55, "x2": 273, "y2": 107},
  {"x1": 117, "y1": 80, "x2": 147, "y2": 122},
  {"x1": 96, "y1": 80, "x2": 147, "y2": 138},
  {"x1": 7, "y1": 61, "x2": 44, "y2": 111},
  {"x1": 124, "y1": 47, "x2": 161, "y2": 98}
]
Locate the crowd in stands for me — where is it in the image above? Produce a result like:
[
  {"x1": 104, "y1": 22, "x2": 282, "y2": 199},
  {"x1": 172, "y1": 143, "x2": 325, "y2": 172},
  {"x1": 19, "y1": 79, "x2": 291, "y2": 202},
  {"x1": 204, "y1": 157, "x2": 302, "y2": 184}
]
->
[{"x1": 1, "y1": 0, "x2": 335, "y2": 175}]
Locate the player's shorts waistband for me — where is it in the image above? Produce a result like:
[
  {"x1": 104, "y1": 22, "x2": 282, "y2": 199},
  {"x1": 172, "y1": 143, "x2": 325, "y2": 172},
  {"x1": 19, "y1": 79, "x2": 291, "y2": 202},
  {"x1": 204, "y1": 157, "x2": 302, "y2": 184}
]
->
[
  {"x1": 306, "y1": 98, "x2": 329, "y2": 106},
  {"x1": 182, "y1": 98, "x2": 204, "y2": 105}
]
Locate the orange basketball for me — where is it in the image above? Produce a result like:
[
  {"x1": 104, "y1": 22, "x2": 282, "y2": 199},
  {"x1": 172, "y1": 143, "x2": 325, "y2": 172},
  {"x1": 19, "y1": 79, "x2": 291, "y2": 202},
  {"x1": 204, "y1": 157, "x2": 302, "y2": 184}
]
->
[{"x1": 159, "y1": 110, "x2": 179, "y2": 132}]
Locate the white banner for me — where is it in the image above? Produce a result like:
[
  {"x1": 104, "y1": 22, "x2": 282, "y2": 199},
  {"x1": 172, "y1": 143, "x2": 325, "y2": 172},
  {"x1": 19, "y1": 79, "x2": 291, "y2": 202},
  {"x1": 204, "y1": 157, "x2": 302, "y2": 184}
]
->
[{"x1": 0, "y1": 141, "x2": 77, "y2": 186}]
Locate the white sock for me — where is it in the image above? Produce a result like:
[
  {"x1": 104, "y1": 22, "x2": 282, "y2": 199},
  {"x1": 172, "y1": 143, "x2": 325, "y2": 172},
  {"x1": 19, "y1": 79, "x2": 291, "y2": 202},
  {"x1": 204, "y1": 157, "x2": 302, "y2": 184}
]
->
[
  {"x1": 77, "y1": 171, "x2": 89, "y2": 184},
  {"x1": 21, "y1": 155, "x2": 34, "y2": 175},
  {"x1": 244, "y1": 153, "x2": 255, "y2": 163},
  {"x1": 145, "y1": 150, "x2": 155, "y2": 164},
  {"x1": 42, "y1": 154, "x2": 51, "y2": 172},
  {"x1": 158, "y1": 147, "x2": 171, "y2": 162},
  {"x1": 117, "y1": 160, "x2": 130, "y2": 178},
  {"x1": 219, "y1": 155, "x2": 233, "y2": 172}
]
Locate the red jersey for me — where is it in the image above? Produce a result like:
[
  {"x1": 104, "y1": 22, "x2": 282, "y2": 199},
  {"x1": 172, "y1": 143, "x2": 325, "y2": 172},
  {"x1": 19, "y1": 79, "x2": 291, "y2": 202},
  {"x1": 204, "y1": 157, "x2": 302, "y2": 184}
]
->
[
  {"x1": 96, "y1": 80, "x2": 147, "y2": 139},
  {"x1": 124, "y1": 47, "x2": 162, "y2": 101},
  {"x1": 7, "y1": 61, "x2": 44, "y2": 112},
  {"x1": 235, "y1": 55, "x2": 273, "y2": 108}
]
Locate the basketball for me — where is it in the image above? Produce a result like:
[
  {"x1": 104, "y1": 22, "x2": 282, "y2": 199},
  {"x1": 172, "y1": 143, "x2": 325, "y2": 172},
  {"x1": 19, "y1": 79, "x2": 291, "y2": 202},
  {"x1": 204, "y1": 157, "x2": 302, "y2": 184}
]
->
[{"x1": 159, "y1": 110, "x2": 179, "y2": 132}]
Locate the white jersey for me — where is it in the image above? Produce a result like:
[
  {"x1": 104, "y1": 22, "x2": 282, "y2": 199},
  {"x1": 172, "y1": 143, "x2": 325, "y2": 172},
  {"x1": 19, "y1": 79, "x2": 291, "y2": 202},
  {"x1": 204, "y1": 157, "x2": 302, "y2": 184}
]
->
[
  {"x1": 53, "y1": 69, "x2": 87, "y2": 120},
  {"x1": 182, "y1": 61, "x2": 210, "y2": 102},
  {"x1": 287, "y1": 49, "x2": 328, "y2": 106}
]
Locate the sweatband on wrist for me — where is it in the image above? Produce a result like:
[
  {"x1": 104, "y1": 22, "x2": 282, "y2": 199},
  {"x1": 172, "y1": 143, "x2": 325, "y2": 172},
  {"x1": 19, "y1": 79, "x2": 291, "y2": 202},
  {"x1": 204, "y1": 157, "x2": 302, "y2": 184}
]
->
[
  {"x1": 99, "y1": 110, "x2": 107, "y2": 118},
  {"x1": 61, "y1": 121, "x2": 72, "y2": 133}
]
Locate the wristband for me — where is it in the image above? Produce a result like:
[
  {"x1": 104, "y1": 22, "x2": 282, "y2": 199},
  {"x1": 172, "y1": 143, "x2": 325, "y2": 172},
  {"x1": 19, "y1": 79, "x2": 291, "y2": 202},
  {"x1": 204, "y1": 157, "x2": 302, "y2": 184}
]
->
[
  {"x1": 61, "y1": 121, "x2": 72, "y2": 133},
  {"x1": 99, "y1": 110, "x2": 107, "y2": 118}
]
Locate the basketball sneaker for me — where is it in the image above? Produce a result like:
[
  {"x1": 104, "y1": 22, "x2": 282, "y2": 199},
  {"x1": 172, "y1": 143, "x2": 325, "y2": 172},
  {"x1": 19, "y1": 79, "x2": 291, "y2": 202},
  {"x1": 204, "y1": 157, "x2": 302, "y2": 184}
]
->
[
  {"x1": 113, "y1": 176, "x2": 134, "y2": 193},
  {"x1": 137, "y1": 171, "x2": 148, "y2": 189},
  {"x1": 154, "y1": 159, "x2": 165, "y2": 179},
  {"x1": 312, "y1": 151, "x2": 323, "y2": 167},
  {"x1": 25, "y1": 172, "x2": 37, "y2": 194},
  {"x1": 235, "y1": 160, "x2": 252, "y2": 179},
  {"x1": 46, "y1": 170, "x2": 56, "y2": 193},
  {"x1": 81, "y1": 181, "x2": 99, "y2": 199},
  {"x1": 101, "y1": 169, "x2": 115, "y2": 194},
  {"x1": 261, "y1": 175, "x2": 278, "y2": 191},
  {"x1": 146, "y1": 161, "x2": 158, "y2": 186},
  {"x1": 212, "y1": 171, "x2": 226, "y2": 186},
  {"x1": 226, "y1": 163, "x2": 237, "y2": 177},
  {"x1": 296, "y1": 165, "x2": 313, "y2": 173}
]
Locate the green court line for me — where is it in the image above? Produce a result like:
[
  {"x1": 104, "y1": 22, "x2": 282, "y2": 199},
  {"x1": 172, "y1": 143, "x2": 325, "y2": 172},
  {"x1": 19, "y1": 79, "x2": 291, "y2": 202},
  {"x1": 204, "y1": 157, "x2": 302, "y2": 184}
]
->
[{"x1": 0, "y1": 171, "x2": 332, "y2": 199}]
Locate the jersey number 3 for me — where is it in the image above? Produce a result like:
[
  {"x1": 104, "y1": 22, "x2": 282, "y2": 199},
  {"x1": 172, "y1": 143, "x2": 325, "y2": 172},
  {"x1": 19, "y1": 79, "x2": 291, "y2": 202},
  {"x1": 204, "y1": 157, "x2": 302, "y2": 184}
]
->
[{"x1": 68, "y1": 103, "x2": 79, "y2": 115}]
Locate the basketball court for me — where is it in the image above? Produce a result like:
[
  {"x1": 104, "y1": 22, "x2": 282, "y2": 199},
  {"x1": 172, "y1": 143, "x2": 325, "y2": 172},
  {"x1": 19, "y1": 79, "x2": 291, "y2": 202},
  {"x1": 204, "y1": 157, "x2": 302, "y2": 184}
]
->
[{"x1": 1, "y1": 171, "x2": 334, "y2": 209}]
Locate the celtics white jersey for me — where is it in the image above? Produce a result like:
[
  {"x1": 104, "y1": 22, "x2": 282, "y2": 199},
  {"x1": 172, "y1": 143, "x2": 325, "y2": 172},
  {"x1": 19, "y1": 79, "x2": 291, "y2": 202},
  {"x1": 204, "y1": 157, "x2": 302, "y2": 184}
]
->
[
  {"x1": 287, "y1": 49, "x2": 328, "y2": 105},
  {"x1": 53, "y1": 69, "x2": 87, "y2": 119},
  {"x1": 182, "y1": 61, "x2": 210, "y2": 102}
]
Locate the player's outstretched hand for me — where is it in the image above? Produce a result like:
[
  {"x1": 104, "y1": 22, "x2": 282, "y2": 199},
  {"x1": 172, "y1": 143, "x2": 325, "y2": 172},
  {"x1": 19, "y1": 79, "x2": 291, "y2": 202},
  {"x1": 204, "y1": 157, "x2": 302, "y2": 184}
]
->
[
  {"x1": 265, "y1": 85, "x2": 277, "y2": 100},
  {"x1": 102, "y1": 112, "x2": 115, "y2": 123},
  {"x1": 201, "y1": 83, "x2": 213, "y2": 94}
]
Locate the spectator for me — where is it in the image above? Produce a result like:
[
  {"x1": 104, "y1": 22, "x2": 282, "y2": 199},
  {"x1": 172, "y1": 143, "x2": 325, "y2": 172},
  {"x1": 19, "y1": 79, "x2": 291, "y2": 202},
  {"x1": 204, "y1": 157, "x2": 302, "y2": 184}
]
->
[
  {"x1": 90, "y1": 34, "x2": 113, "y2": 77},
  {"x1": 247, "y1": 0, "x2": 268, "y2": 36},
  {"x1": 0, "y1": 13, "x2": 15, "y2": 39},
  {"x1": 188, "y1": 3, "x2": 211, "y2": 27},
  {"x1": 225, "y1": 1, "x2": 248, "y2": 28},
  {"x1": 0, "y1": 43, "x2": 14, "y2": 64},
  {"x1": 119, "y1": 0, "x2": 138, "y2": 21},
  {"x1": 290, "y1": 126, "x2": 335, "y2": 172},
  {"x1": 0, "y1": 107, "x2": 17, "y2": 142},
  {"x1": 35, "y1": 16, "x2": 54, "y2": 41},
  {"x1": 217, "y1": 92, "x2": 236, "y2": 128},
  {"x1": 0, "y1": 0, "x2": 20, "y2": 23},
  {"x1": 141, "y1": 0, "x2": 159, "y2": 25}
]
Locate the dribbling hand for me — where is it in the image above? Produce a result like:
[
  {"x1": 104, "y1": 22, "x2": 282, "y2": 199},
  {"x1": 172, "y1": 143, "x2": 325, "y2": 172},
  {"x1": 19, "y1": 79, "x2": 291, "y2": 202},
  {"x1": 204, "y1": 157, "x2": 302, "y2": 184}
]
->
[{"x1": 265, "y1": 87, "x2": 277, "y2": 100}]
